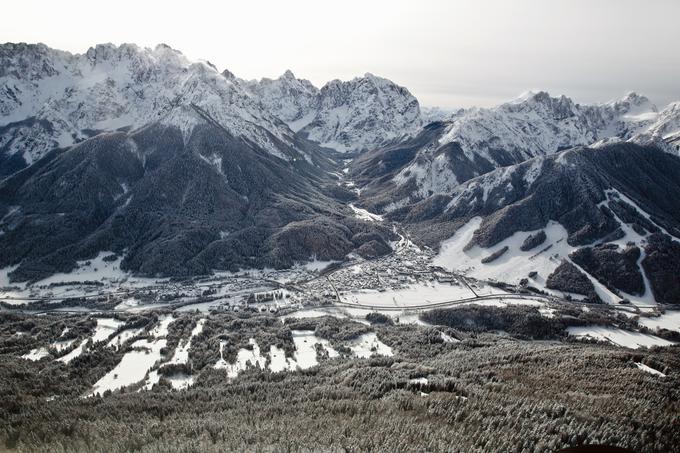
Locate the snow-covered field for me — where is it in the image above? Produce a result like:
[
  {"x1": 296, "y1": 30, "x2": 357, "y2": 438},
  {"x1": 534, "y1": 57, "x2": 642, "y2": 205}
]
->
[
  {"x1": 349, "y1": 333, "x2": 393, "y2": 358},
  {"x1": 89, "y1": 315, "x2": 175, "y2": 395},
  {"x1": 89, "y1": 338, "x2": 167, "y2": 395},
  {"x1": 346, "y1": 282, "x2": 477, "y2": 308},
  {"x1": 167, "y1": 318, "x2": 205, "y2": 365},
  {"x1": 107, "y1": 328, "x2": 144, "y2": 350},
  {"x1": 91, "y1": 318, "x2": 125, "y2": 344},
  {"x1": 221, "y1": 338, "x2": 267, "y2": 379},
  {"x1": 148, "y1": 315, "x2": 174, "y2": 338},
  {"x1": 566, "y1": 326, "x2": 674, "y2": 349},
  {"x1": 214, "y1": 329, "x2": 393, "y2": 379},
  {"x1": 21, "y1": 347, "x2": 49, "y2": 361},
  {"x1": 268, "y1": 345, "x2": 296, "y2": 373},
  {"x1": 51, "y1": 338, "x2": 76, "y2": 352},
  {"x1": 291, "y1": 330, "x2": 339, "y2": 368},
  {"x1": 639, "y1": 311, "x2": 680, "y2": 333},
  {"x1": 57, "y1": 342, "x2": 86, "y2": 363},
  {"x1": 434, "y1": 219, "x2": 572, "y2": 291},
  {"x1": 36, "y1": 252, "x2": 128, "y2": 287}
]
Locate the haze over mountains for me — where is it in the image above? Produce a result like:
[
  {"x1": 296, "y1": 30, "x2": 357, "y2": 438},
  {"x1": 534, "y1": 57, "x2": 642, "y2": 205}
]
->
[{"x1": 1, "y1": 42, "x2": 680, "y2": 304}]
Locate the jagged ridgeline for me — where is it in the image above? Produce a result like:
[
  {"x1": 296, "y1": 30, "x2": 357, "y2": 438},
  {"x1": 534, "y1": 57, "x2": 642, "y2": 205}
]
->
[{"x1": 2, "y1": 42, "x2": 680, "y2": 297}]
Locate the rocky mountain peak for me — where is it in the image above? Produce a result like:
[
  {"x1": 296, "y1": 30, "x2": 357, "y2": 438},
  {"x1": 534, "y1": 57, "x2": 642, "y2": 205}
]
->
[{"x1": 280, "y1": 69, "x2": 296, "y2": 80}]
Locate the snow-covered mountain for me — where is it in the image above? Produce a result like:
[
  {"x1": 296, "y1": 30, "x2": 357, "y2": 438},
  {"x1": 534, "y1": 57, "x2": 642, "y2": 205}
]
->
[
  {"x1": 421, "y1": 106, "x2": 460, "y2": 124},
  {"x1": 2, "y1": 41, "x2": 680, "y2": 296},
  {"x1": 0, "y1": 108, "x2": 397, "y2": 282},
  {"x1": 351, "y1": 91, "x2": 680, "y2": 209},
  {"x1": 0, "y1": 42, "x2": 323, "y2": 174},
  {"x1": 239, "y1": 70, "x2": 319, "y2": 132},
  {"x1": 1, "y1": 43, "x2": 424, "y2": 174},
  {"x1": 388, "y1": 143, "x2": 680, "y2": 305},
  {"x1": 244, "y1": 72, "x2": 423, "y2": 153},
  {"x1": 631, "y1": 101, "x2": 680, "y2": 153}
]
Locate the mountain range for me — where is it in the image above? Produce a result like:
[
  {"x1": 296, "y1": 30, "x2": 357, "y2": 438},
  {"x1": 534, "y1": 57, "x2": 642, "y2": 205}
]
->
[{"x1": 1, "y1": 42, "x2": 679, "y2": 303}]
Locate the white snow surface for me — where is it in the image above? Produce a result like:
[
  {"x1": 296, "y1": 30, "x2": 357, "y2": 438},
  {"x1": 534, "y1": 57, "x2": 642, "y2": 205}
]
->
[
  {"x1": 434, "y1": 218, "x2": 569, "y2": 290},
  {"x1": 635, "y1": 362, "x2": 666, "y2": 378},
  {"x1": 223, "y1": 338, "x2": 267, "y2": 379},
  {"x1": 167, "y1": 318, "x2": 205, "y2": 365},
  {"x1": 347, "y1": 282, "x2": 477, "y2": 308},
  {"x1": 22, "y1": 347, "x2": 50, "y2": 361},
  {"x1": 57, "y1": 342, "x2": 86, "y2": 363},
  {"x1": 89, "y1": 338, "x2": 167, "y2": 396},
  {"x1": 290, "y1": 330, "x2": 339, "y2": 369},
  {"x1": 90, "y1": 313, "x2": 174, "y2": 395},
  {"x1": 349, "y1": 204, "x2": 384, "y2": 222},
  {"x1": 566, "y1": 326, "x2": 674, "y2": 349},
  {"x1": 349, "y1": 333, "x2": 393, "y2": 358},
  {"x1": 91, "y1": 318, "x2": 125, "y2": 344},
  {"x1": 639, "y1": 311, "x2": 680, "y2": 333},
  {"x1": 432, "y1": 206, "x2": 667, "y2": 306}
]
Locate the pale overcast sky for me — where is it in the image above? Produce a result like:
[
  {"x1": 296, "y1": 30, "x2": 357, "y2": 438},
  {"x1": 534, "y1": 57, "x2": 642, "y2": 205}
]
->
[{"x1": 3, "y1": 0, "x2": 679, "y2": 108}]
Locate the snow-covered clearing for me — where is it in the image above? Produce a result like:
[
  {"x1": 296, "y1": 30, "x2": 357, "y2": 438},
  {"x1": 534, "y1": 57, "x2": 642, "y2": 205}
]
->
[
  {"x1": 89, "y1": 338, "x2": 167, "y2": 396},
  {"x1": 51, "y1": 338, "x2": 76, "y2": 352},
  {"x1": 409, "y1": 377, "x2": 429, "y2": 385},
  {"x1": 107, "y1": 328, "x2": 144, "y2": 350},
  {"x1": 168, "y1": 318, "x2": 205, "y2": 365},
  {"x1": 291, "y1": 330, "x2": 339, "y2": 369},
  {"x1": 222, "y1": 338, "x2": 267, "y2": 379},
  {"x1": 639, "y1": 311, "x2": 680, "y2": 333},
  {"x1": 635, "y1": 362, "x2": 666, "y2": 378},
  {"x1": 567, "y1": 326, "x2": 674, "y2": 349},
  {"x1": 434, "y1": 218, "x2": 572, "y2": 292},
  {"x1": 213, "y1": 341, "x2": 229, "y2": 370},
  {"x1": 91, "y1": 318, "x2": 125, "y2": 344},
  {"x1": 349, "y1": 333, "x2": 393, "y2": 358},
  {"x1": 90, "y1": 314, "x2": 175, "y2": 395},
  {"x1": 433, "y1": 214, "x2": 664, "y2": 308},
  {"x1": 22, "y1": 347, "x2": 49, "y2": 361},
  {"x1": 440, "y1": 331, "x2": 459, "y2": 343},
  {"x1": 302, "y1": 259, "x2": 338, "y2": 272},
  {"x1": 36, "y1": 252, "x2": 128, "y2": 286},
  {"x1": 268, "y1": 345, "x2": 296, "y2": 373},
  {"x1": 58, "y1": 342, "x2": 86, "y2": 363},
  {"x1": 348, "y1": 204, "x2": 384, "y2": 222},
  {"x1": 148, "y1": 315, "x2": 174, "y2": 337}
]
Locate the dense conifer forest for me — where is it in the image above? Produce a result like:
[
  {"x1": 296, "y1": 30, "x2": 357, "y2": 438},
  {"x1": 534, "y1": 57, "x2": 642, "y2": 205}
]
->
[{"x1": 1, "y1": 307, "x2": 678, "y2": 452}]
